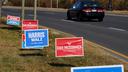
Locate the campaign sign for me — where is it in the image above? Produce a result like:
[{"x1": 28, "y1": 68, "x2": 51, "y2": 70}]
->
[
  {"x1": 24, "y1": 29, "x2": 49, "y2": 49},
  {"x1": 22, "y1": 34, "x2": 25, "y2": 48},
  {"x1": 55, "y1": 37, "x2": 84, "y2": 57},
  {"x1": 7, "y1": 15, "x2": 20, "y2": 26},
  {"x1": 71, "y1": 65, "x2": 124, "y2": 72},
  {"x1": 22, "y1": 20, "x2": 38, "y2": 30}
]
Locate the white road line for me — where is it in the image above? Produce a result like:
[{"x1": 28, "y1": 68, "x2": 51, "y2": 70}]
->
[
  {"x1": 61, "y1": 19, "x2": 75, "y2": 23},
  {"x1": 108, "y1": 27, "x2": 126, "y2": 32}
]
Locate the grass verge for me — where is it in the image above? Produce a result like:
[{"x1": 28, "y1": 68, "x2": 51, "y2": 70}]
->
[{"x1": 0, "y1": 24, "x2": 128, "y2": 72}]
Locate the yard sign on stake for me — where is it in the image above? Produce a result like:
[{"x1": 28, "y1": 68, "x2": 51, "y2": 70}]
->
[
  {"x1": 22, "y1": 34, "x2": 25, "y2": 48},
  {"x1": 23, "y1": 29, "x2": 49, "y2": 49},
  {"x1": 22, "y1": 20, "x2": 38, "y2": 30},
  {"x1": 71, "y1": 65, "x2": 124, "y2": 72},
  {"x1": 7, "y1": 15, "x2": 20, "y2": 26},
  {"x1": 55, "y1": 37, "x2": 84, "y2": 57}
]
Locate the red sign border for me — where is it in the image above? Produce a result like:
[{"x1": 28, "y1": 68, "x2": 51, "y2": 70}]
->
[
  {"x1": 7, "y1": 15, "x2": 20, "y2": 21},
  {"x1": 55, "y1": 37, "x2": 84, "y2": 57}
]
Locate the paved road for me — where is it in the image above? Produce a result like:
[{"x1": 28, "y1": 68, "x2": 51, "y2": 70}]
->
[{"x1": 2, "y1": 8, "x2": 128, "y2": 57}]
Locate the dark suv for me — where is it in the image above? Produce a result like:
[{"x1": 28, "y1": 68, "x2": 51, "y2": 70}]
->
[{"x1": 67, "y1": 0, "x2": 105, "y2": 22}]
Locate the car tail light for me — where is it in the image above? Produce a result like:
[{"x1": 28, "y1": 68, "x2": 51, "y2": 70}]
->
[
  {"x1": 82, "y1": 8, "x2": 91, "y2": 12},
  {"x1": 97, "y1": 9, "x2": 105, "y2": 12}
]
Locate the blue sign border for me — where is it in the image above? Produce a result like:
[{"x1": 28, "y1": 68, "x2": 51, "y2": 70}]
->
[
  {"x1": 24, "y1": 29, "x2": 49, "y2": 49},
  {"x1": 22, "y1": 41, "x2": 25, "y2": 48},
  {"x1": 7, "y1": 20, "x2": 20, "y2": 26},
  {"x1": 71, "y1": 65, "x2": 124, "y2": 72}
]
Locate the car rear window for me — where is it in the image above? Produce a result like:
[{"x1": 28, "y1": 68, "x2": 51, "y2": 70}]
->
[{"x1": 82, "y1": 1, "x2": 101, "y2": 7}]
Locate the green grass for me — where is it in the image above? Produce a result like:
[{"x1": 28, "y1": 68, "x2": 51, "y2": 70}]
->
[{"x1": 0, "y1": 24, "x2": 127, "y2": 72}]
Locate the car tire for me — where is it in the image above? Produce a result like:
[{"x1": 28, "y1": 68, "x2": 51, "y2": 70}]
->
[
  {"x1": 87, "y1": 18, "x2": 91, "y2": 21},
  {"x1": 67, "y1": 12, "x2": 72, "y2": 20},
  {"x1": 77, "y1": 13, "x2": 83, "y2": 21},
  {"x1": 98, "y1": 18, "x2": 103, "y2": 22}
]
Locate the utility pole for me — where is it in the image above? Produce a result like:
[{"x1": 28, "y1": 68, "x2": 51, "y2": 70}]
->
[
  {"x1": 38, "y1": 0, "x2": 40, "y2": 7},
  {"x1": 108, "y1": 0, "x2": 112, "y2": 11},
  {"x1": 0, "y1": 0, "x2": 2, "y2": 23},
  {"x1": 51, "y1": 0, "x2": 52, "y2": 8},
  {"x1": 34, "y1": 0, "x2": 37, "y2": 20},
  {"x1": 22, "y1": 0, "x2": 25, "y2": 20},
  {"x1": 57, "y1": 0, "x2": 58, "y2": 8}
]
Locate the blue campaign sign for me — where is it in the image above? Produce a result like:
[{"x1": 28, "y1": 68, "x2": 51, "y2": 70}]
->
[
  {"x1": 24, "y1": 29, "x2": 49, "y2": 49},
  {"x1": 71, "y1": 65, "x2": 124, "y2": 72},
  {"x1": 7, "y1": 20, "x2": 20, "y2": 25}
]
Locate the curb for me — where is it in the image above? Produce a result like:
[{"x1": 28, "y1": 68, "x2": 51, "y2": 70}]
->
[
  {"x1": 2, "y1": 6, "x2": 67, "y2": 12},
  {"x1": 106, "y1": 14, "x2": 128, "y2": 17},
  {"x1": 87, "y1": 40, "x2": 128, "y2": 64}
]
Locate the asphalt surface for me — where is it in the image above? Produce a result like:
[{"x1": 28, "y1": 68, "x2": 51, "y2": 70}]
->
[{"x1": 2, "y1": 8, "x2": 128, "y2": 57}]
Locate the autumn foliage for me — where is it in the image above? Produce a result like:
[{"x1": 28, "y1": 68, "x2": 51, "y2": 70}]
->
[{"x1": 4, "y1": 0, "x2": 128, "y2": 10}]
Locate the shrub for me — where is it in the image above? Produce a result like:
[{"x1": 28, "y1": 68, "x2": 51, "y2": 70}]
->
[{"x1": 0, "y1": 16, "x2": 7, "y2": 24}]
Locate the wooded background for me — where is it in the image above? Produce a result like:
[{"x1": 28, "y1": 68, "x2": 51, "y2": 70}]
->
[{"x1": 4, "y1": 0, "x2": 128, "y2": 10}]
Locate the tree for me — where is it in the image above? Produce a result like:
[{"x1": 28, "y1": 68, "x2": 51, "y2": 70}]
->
[{"x1": 4, "y1": 0, "x2": 128, "y2": 10}]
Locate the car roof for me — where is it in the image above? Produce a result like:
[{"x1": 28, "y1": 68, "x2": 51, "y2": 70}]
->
[
  {"x1": 77, "y1": 0, "x2": 100, "y2": 5},
  {"x1": 77, "y1": 0, "x2": 98, "y2": 3}
]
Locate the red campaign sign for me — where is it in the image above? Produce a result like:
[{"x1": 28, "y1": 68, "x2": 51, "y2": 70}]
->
[
  {"x1": 55, "y1": 37, "x2": 84, "y2": 57},
  {"x1": 22, "y1": 20, "x2": 38, "y2": 30},
  {"x1": 7, "y1": 15, "x2": 20, "y2": 21},
  {"x1": 22, "y1": 34, "x2": 25, "y2": 41}
]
